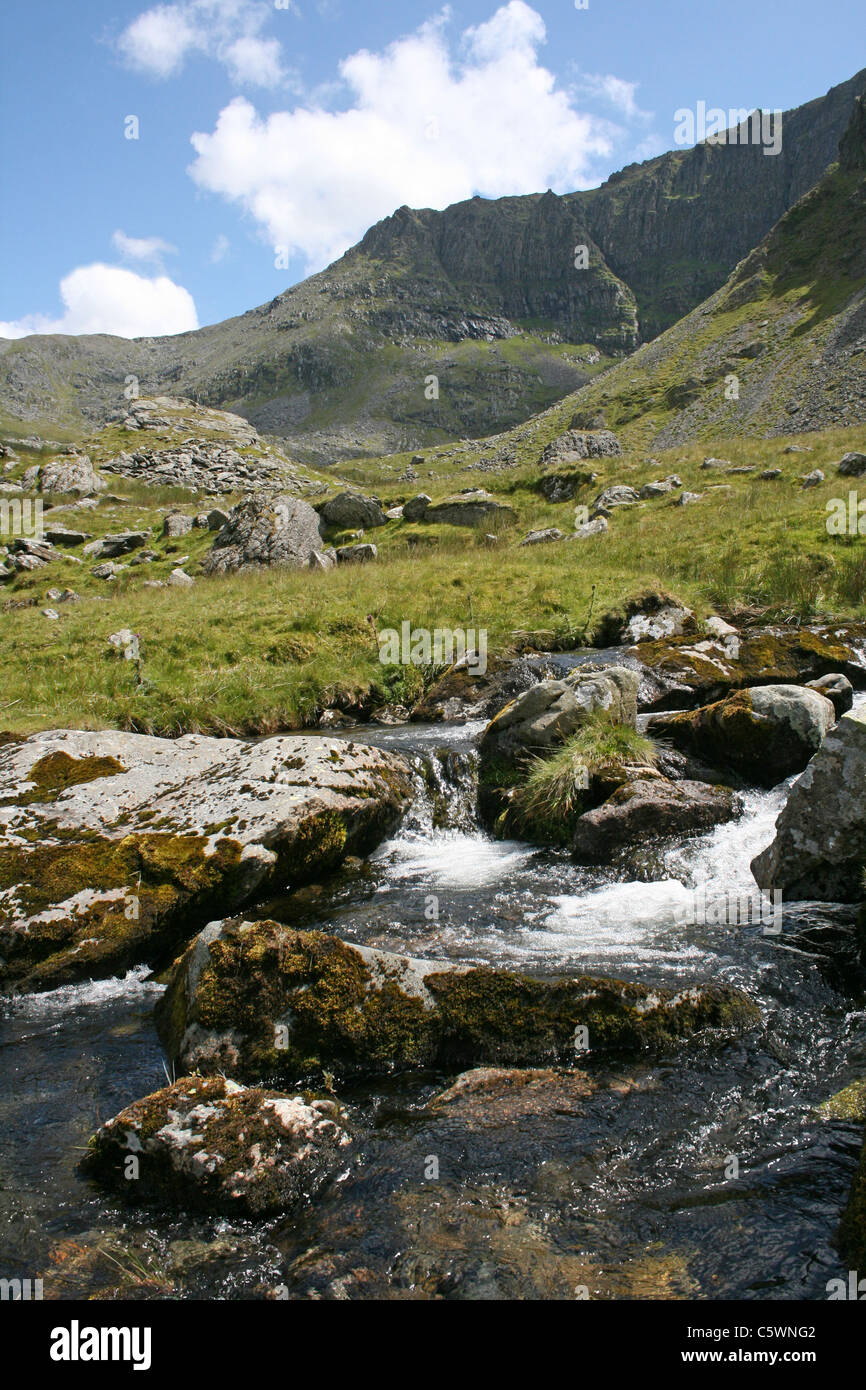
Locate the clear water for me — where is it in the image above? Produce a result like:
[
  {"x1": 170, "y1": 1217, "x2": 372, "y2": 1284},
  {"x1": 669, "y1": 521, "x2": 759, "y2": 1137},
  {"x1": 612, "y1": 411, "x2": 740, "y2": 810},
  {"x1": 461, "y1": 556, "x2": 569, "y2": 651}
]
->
[{"x1": 1, "y1": 709, "x2": 864, "y2": 1301}]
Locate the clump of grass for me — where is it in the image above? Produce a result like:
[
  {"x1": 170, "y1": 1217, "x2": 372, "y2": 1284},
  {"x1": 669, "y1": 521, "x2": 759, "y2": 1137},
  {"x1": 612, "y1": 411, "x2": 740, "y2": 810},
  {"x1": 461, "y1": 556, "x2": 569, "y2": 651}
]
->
[{"x1": 509, "y1": 713, "x2": 657, "y2": 843}]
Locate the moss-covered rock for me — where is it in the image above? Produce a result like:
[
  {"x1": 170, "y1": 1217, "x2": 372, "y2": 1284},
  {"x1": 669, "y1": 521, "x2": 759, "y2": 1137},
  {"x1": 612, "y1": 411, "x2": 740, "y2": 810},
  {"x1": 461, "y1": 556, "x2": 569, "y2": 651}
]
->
[
  {"x1": 0, "y1": 729, "x2": 413, "y2": 993},
  {"x1": 80, "y1": 1076, "x2": 351, "y2": 1217},
  {"x1": 156, "y1": 918, "x2": 762, "y2": 1082},
  {"x1": 650, "y1": 684, "x2": 835, "y2": 788},
  {"x1": 631, "y1": 626, "x2": 866, "y2": 711}
]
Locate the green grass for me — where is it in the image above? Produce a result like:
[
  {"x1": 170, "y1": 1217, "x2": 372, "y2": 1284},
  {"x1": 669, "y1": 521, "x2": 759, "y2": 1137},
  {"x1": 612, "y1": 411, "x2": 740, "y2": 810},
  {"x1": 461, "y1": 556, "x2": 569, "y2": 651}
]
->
[
  {"x1": 2, "y1": 420, "x2": 865, "y2": 738},
  {"x1": 508, "y1": 714, "x2": 658, "y2": 844}
]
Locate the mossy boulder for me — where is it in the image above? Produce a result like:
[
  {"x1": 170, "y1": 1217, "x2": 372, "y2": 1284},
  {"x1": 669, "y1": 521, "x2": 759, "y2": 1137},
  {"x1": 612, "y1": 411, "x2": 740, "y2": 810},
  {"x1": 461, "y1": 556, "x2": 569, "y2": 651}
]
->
[
  {"x1": 80, "y1": 1076, "x2": 350, "y2": 1217},
  {"x1": 650, "y1": 685, "x2": 835, "y2": 788},
  {"x1": 0, "y1": 729, "x2": 413, "y2": 993},
  {"x1": 630, "y1": 626, "x2": 866, "y2": 712},
  {"x1": 156, "y1": 918, "x2": 761, "y2": 1083}
]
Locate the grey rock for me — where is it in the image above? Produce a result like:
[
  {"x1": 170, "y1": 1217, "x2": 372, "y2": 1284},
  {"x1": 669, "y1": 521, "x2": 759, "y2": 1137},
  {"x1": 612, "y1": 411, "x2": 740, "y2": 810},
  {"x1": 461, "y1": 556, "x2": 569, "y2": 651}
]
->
[
  {"x1": 336, "y1": 543, "x2": 377, "y2": 564},
  {"x1": 481, "y1": 666, "x2": 640, "y2": 767},
  {"x1": 202, "y1": 494, "x2": 324, "y2": 574},
  {"x1": 572, "y1": 778, "x2": 742, "y2": 862},
  {"x1": 801, "y1": 469, "x2": 825, "y2": 488},
  {"x1": 321, "y1": 492, "x2": 386, "y2": 529},
  {"x1": 163, "y1": 511, "x2": 194, "y2": 538},
  {"x1": 593, "y1": 485, "x2": 640, "y2": 510},
  {"x1": 84, "y1": 530, "x2": 150, "y2": 559},
  {"x1": 519, "y1": 528, "x2": 564, "y2": 546},
  {"x1": 751, "y1": 705, "x2": 866, "y2": 901},
  {"x1": 402, "y1": 494, "x2": 432, "y2": 521},
  {"x1": 837, "y1": 451, "x2": 866, "y2": 477}
]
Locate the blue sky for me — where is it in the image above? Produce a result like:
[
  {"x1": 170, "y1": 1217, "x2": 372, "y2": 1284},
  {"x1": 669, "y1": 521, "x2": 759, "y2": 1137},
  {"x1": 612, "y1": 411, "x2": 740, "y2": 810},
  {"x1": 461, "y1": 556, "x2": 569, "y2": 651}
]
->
[{"x1": 1, "y1": 0, "x2": 862, "y2": 337}]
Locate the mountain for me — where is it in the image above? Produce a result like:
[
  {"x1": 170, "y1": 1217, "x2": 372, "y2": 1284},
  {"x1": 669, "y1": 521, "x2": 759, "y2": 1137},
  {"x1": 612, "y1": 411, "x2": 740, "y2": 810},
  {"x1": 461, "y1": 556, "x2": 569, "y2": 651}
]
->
[{"x1": 1, "y1": 68, "x2": 863, "y2": 466}]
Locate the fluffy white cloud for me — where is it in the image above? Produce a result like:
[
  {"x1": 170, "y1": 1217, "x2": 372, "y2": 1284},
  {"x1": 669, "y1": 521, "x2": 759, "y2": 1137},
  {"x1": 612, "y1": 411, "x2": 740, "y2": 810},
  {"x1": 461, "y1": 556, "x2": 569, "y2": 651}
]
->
[
  {"x1": 119, "y1": 0, "x2": 289, "y2": 87},
  {"x1": 112, "y1": 230, "x2": 178, "y2": 263},
  {"x1": 0, "y1": 265, "x2": 199, "y2": 340},
  {"x1": 188, "y1": 2, "x2": 637, "y2": 272}
]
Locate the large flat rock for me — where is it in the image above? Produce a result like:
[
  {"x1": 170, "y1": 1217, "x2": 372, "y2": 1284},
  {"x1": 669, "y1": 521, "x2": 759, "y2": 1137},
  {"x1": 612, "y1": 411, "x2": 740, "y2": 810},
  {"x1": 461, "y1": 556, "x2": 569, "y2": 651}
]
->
[{"x1": 0, "y1": 730, "x2": 412, "y2": 992}]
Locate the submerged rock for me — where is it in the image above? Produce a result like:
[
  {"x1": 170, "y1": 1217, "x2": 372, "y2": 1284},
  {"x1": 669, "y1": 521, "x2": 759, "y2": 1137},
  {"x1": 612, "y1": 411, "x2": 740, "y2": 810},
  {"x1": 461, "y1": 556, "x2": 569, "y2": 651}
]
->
[
  {"x1": 571, "y1": 778, "x2": 741, "y2": 862},
  {"x1": 0, "y1": 730, "x2": 413, "y2": 992},
  {"x1": 751, "y1": 704, "x2": 866, "y2": 900},
  {"x1": 650, "y1": 685, "x2": 835, "y2": 787},
  {"x1": 156, "y1": 918, "x2": 761, "y2": 1082},
  {"x1": 81, "y1": 1076, "x2": 350, "y2": 1217}
]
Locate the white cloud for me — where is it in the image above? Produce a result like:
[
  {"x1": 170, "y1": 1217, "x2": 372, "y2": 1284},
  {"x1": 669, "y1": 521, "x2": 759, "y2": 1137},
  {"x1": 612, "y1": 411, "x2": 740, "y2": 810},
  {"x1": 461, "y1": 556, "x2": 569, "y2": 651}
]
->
[
  {"x1": 0, "y1": 265, "x2": 199, "y2": 340},
  {"x1": 188, "y1": 1, "x2": 639, "y2": 272},
  {"x1": 572, "y1": 73, "x2": 648, "y2": 122},
  {"x1": 118, "y1": 0, "x2": 289, "y2": 87},
  {"x1": 210, "y1": 233, "x2": 231, "y2": 263},
  {"x1": 112, "y1": 230, "x2": 178, "y2": 263}
]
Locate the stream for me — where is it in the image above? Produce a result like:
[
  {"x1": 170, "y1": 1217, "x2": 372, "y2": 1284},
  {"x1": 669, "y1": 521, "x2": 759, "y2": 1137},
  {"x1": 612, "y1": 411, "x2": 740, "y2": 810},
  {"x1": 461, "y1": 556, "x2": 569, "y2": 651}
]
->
[{"x1": 2, "y1": 708, "x2": 865, "y2": 1301}]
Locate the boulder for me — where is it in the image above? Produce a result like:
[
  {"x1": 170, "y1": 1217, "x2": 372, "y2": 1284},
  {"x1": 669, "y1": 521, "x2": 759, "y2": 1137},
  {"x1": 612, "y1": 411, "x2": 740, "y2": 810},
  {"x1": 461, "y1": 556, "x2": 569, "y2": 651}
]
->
[
  {"x1": 336, "y1": 543, "x2": 377, "y2": 564},
  {"x1": 751, "y1": 705, "x2": 866, "y2": 900},
  {"x1": 320, "y1": 492, "x2": 386, "y2": 530},
  {"x1": 639, "y1": 476, "x2": 681, "y2": 499},
  {"x1": 167, "y1": 567, "x2": 194, "y2": 587},
  {"x1": 43, "y1": 527, "x2": 89, "y2": 547},
  {"x1": 627, "y1": 626, "x2": 866, "y2": 712},
  {"x1": 760, "y1": 469, "x2": 783, "y2": 480},
  {"x1": 801, "y1": 469, "x2": 825, "y2": 488},
  {"x1": 536, "y1": 470, "x2": 595, "y2": 503},
  {"x1": 21, "y1": 456, "x2": 105, "y2": 497},
  {"x1": 519, "y1": 528, "x2": 564, "y2": 546},
  {"x1": 84, "y1": 530, "x2": 150, "y2": 560},
  {"x1": 155, "y1": 918, "x2": 760, "y2": 1081},
  {"x1": 650, "y1": 685, "x2": 835, "y2": 787},
  {"x1": 0, "y1": 729, "x2": 413, "y2": 992},
  {"x1": 571, "y1": 778, "x2": 741, "y2": 862},
  {"x1": 162, "y1": 511, "x2": 194, "y2": 538},
  {"x1": 592, "y1": 485, "x2": 639, "y2": 510},
  {"x1": 806, "y1": 672, "x2": 854, "y2": 717},
  {"x1": 837, "y1": 452, "x2": 866, "y2": 477},
  {"x1": 402, "y1": 494, "x2": 432, "y2": 521},
  {"x1": 568, "y1": 517, "x2": 609, "y2": 539},
  {"x1": 81, "y1": 1077, "x2": 350, "y2": 1217},
  {"x1": 621, "y1": 602, "x2": 694, "y2": 644},
  {"x1": 422, "y1": 491, "x2": 516, "y2": 527},
  {"x1": 540, "y1": 430, "x2": 622, "y2": 466},
  {"x1": 480, "y1": 666, "x2": 640, "y2": 768},
  {"x1": 202, "y1": 494, "x2": 324, "y2": 574}
]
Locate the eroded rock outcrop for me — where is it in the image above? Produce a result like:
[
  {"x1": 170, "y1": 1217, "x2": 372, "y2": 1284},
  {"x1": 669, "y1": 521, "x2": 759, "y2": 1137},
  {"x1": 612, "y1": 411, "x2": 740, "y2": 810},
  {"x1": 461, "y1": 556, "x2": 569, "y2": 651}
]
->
[{"x1": 0, "y1": 730, "x2": 413, "y2": 992}]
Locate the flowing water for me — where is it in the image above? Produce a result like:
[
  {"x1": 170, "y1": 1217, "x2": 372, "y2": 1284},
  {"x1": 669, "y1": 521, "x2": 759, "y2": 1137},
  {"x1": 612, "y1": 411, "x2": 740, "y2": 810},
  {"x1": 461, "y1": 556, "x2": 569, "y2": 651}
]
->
[{"x1": 1, "y1": 708, "x2": 865, "y2": 1301}]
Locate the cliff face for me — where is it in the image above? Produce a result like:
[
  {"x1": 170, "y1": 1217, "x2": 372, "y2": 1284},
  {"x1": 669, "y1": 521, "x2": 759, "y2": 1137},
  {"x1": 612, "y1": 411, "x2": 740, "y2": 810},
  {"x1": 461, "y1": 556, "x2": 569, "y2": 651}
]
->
[
  {"x1": 580, "y1": 66, "x2": 866, "y2": 338},
  {"x1": 520, "y1": 97, "x2": 866, "y2": 449},
  {"x1": 1, "y1": 69, "x2": 862, "y2": 462}
]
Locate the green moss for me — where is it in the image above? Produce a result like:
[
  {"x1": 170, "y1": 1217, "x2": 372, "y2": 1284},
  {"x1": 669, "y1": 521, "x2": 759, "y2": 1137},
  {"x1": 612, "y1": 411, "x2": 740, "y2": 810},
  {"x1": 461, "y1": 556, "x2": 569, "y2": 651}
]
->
[
  {"x1": 158, "y1": 920, "x2": 761, "y2": 1082},
  {"x1": 2, "y1": 752, "x2": 126, "y2": 807},
  {"x1": 840, "y1": 1132, "x2": 866, "y2": 1271},
  {"x1": 0, "y1": 828, "x2": 246, "y2": 990}
]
